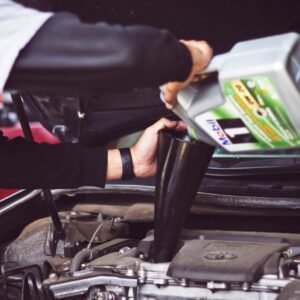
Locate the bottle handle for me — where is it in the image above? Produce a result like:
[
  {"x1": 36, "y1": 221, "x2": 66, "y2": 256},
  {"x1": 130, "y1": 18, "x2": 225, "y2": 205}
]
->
[
  {"x1": 159, "y1": 53, "x2": 226, "y2": 102},
  {"x1": 198, "y1": 53, "x2": 227, "y2": 75}
]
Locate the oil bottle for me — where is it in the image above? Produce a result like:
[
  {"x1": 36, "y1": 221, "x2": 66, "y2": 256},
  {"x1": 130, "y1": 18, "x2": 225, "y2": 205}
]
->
[{"x1": 162, "y1": 32, "x2": 300, "y2": 152}]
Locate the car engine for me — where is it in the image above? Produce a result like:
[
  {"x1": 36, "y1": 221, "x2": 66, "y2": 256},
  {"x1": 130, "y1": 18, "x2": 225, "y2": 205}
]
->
[{"x1": 1, "y1": 206, "x2": 300, "y2": 300}]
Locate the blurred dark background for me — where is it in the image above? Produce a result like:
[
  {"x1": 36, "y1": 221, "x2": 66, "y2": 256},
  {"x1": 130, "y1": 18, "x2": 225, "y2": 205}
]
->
[
  {"x1": 17, "y1": 0, "x2": 300, "y2": 54},
  {"x1": 51, "y1": 0, "x2": 300, "y2": 54}
]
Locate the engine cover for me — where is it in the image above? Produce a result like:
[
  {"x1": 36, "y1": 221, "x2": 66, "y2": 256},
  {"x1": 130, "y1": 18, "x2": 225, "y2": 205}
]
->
[{"x1": 44, "y1": 233, "x2": 295, "y2": 300}]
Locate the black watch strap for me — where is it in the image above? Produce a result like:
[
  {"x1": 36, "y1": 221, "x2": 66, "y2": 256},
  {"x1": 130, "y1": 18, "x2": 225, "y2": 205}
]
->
[{"x1": 119, "y1": 148, "x2": 135, "y2": 180}]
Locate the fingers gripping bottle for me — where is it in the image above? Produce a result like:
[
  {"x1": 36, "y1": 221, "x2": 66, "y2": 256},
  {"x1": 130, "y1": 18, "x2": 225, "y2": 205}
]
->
[{"x1": 161, "y1": 32, "x2": 300, "y2": 152}]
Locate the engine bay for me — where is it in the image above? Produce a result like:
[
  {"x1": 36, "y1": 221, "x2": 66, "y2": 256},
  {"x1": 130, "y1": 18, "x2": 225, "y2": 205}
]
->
[{"x1": 1, "y1": 205, "x2": 300, "y2": 300}]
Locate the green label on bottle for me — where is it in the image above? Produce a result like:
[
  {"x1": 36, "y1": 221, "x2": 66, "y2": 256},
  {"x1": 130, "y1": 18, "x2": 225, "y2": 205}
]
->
[{"x1": 195, "y1": 77, "x2": 300, "y2": 152}]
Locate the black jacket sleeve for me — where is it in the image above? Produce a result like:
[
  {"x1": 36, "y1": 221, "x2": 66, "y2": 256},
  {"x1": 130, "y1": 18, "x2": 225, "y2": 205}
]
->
[
  {"x1": 0, "y1": 131, "x2": 107, "y2": 189},
  {"x1": 2, "y1": 12, "x2": 192, "y2": 189},
  {"x1": 5, "y1": 13, "x2": 192, "y2": 94}
]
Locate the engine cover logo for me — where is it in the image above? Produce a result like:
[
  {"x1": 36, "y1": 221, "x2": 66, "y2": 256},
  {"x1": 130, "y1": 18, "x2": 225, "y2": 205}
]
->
[{"x1": 204, "y1": 250, "x2": 238, "y2": 261}]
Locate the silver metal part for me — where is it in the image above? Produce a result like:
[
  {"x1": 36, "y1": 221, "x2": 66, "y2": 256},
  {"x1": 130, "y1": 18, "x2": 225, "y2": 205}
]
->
[
  {"x1": 0, "y1": 189, "x2": 41, "y2": 216},
  {"x1": 48, "y1": 273, "x2": 58, "y2": 282},
  {"x1": 96, "y1": 291, "x2": 117, "y2": 300},
  {"x1": 138, "y1": 284, "x2": 278, "y2": 300},
  {"x1": 45, "y1": 251, "x2": 296, "y2": 299},
  {"x1": 138, "y1": 262, "x2": 178, "y2": 286},
  {"x1": 45, "y1": 271, "x2": 137, "y2": 299}
]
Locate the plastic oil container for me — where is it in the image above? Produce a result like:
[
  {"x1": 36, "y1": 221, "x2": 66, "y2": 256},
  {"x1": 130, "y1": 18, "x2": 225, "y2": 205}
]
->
[{"x1": 161, "y1": 32, "x2": 300, "y2": 152}]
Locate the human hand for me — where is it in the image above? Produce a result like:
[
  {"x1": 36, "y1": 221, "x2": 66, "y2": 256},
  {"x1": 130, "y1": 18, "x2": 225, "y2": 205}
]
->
[
  {"x1": 164, "y1": 40, "x2": 213, "y2": 109},
  {"x1": 130, "y1": 118, "x2": 187, "y2": 178},
  {"x1": 106, "y1": 118, "x2": 186, "y2": 180}
]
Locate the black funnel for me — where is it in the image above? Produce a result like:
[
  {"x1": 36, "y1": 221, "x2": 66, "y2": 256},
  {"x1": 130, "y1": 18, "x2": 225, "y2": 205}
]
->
[{"x1": 153, "y1": 131, "x2": 215, "y2": 263}]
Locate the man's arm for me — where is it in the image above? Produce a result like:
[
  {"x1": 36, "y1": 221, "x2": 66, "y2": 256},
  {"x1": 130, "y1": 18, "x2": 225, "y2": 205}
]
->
[
  {"x1": 1, "y1": 0, "x2": 211, "y2": 104},
  {"x1": 0, "y1": 132, "x2": 107, "y2": 189},
  {"x1": 5, "y1": 13, "x2": 192, "y2": 94},
  {"x1": 0, "y1": 118, "x2": 186, "y2": 189}
]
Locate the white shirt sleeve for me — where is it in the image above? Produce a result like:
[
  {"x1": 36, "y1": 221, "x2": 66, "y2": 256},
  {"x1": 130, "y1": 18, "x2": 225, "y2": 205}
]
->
[{"x1": 0, "y1": 0, "x2": 53, "y2": 92}]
